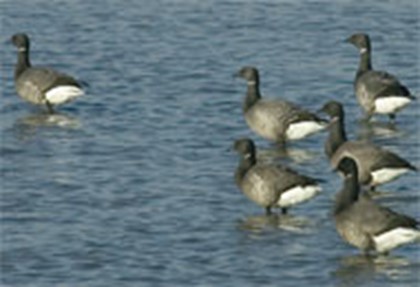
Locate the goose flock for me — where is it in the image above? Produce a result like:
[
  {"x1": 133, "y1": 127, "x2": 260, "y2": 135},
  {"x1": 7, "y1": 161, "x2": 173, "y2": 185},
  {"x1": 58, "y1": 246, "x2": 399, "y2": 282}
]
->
[{"x1": 10, "y1": 32, "x2": 419, "y2": 256}]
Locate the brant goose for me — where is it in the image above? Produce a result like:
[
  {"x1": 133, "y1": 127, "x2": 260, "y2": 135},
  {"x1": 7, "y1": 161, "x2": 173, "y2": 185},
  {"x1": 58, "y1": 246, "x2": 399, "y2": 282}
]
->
[
  {"x1": 346, "y1": 33, "x2": 415, "y2": 122},
  {"x1": 334, "y1": 157, "x2": 420, "y2": 254},
  {"x1": 233, "y1": 138, "x2": 321, "y2": 215},
  {"x1": 320, "y1": 101, "x2": 416, "y2": 191},
  {"x1": 235, "y1": 67, "x2": 326, "y2": 145},
  {"x1": 11, "y1": 33, "x2": 84, "y2": 113}
]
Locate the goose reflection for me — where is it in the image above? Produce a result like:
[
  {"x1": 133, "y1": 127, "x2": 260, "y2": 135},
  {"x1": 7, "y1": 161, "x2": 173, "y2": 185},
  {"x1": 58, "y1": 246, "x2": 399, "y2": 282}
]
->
[
  {"x1": 258, "y1": 145, "x2": 319, "y2": 164},
  {"x1": 14, "y1": 111, "x2": 81, "y2": 139},
  {"x1": 238, "y1": 213, "x2": 313, "y2": 234},
  {"x1": 357, "y1": 120, "x2": 400, "y2": 141},
  {"x1": 18, "y1": 112, "x2": 81, "y2": 128},
  {"x1": 332, "y1": 254, "x2": 412, "y2": 286}
]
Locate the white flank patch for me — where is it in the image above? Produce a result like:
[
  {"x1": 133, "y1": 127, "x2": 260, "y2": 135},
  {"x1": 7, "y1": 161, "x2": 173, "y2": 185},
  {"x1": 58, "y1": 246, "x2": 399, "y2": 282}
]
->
[
  {"x1": 371, "y1": 168, "x2": 410, "y2": 185},
  {"x1": 277, "y1": 185, "x2": 321, "y2": 208},
  {"x1": 45, "y1": 85, "x2": 84, "y2": 105},
  {"x1": 373, "y1": 227, "x2": 420, "y2": 253},
  {"x1": 286, "y1": 121, "x2": 326, "y2": 140},
  {"x1": 374, "y1": 96, "x2": 411, "y2": 114}
]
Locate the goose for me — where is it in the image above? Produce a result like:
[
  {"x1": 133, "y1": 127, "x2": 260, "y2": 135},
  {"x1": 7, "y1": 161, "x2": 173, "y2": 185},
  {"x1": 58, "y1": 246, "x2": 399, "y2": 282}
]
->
[
  {"x1": 346, "y1": 33, "x2": 415, "y2": 122},
  {"x1": 233, "y1": 138, "x2": 321, "y2": 215},
  {"x1": 11, "y1": 33, "x2": 84, "y2": 113},
  {"x1": 235, "y1": 67, "x2": 327, "y2": 145},
  {"x1": 320, "y1": 101, "x2": 416, "y2": 191},
  {"x1": 334, "y1": 157, "x2": 420, "y2": 254}
]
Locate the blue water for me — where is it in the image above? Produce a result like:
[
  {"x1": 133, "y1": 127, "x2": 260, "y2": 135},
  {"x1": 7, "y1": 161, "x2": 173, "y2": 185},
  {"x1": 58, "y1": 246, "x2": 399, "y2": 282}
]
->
[{"x1": 1, "y1": 1, "x2": 419, "y2": 286}]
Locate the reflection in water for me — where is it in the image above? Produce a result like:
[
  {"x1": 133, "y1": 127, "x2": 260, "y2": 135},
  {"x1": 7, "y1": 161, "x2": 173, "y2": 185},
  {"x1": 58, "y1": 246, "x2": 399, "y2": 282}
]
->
[
  {"x1": 258, "y1": 145, "x2": 318, "y2": 164},
  {"x1": 366, "y1": 189, "x2": 398, "y2": 199},
  {"x1": 13, "y1": 112, "x2": 81, "y2": 139},
  {"x1": 18, "y1": 112, "x2": 81, "y2": 128},
  {"x1": 356, "y1": 120, "x2": 401, "y2": 141},
  {"x1": 332, "y1": 254, "x2": 412, "y2": 287},
  {"x1": 238, "y1": 213, "x2": 313, "y2": 234}
]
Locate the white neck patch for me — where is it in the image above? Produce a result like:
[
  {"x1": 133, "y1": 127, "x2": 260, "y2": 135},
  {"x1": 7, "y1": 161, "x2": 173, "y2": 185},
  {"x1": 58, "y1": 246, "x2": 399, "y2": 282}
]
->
[
  {"x1": 345, "y1": 173, "x2": 354, "y2": 179},
  {"x1": 331, "y1": 116, "x2": 340, "y2": 123},
  {"x1": 244, "y1": 153, "x2": 252, "y2": 159},
  {"x1": 359, "y1": 48, "x2": 367, "y2": 54}
]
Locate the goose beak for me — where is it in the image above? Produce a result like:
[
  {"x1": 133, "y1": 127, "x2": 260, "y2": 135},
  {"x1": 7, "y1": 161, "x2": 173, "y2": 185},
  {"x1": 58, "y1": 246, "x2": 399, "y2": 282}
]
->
[
  {"x1": 228, "y1": 141, "x2": 237, "y2": 153},
  {"x1": 316, "y1": 106, "x2": 328, "y2": 117},
  {"x1": 232, "y1": 71, "x2": 241, "y2": 78}
]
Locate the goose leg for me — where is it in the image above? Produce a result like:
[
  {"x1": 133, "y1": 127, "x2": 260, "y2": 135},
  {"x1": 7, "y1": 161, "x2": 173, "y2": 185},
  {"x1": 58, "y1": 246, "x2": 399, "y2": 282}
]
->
[
  {"x1": 362, "y1": 249, "x2": 371, "y2": 257},
  {"x1": 275, "y1": 137, "x2": 286, "y2": 148},
  {"x1": 265, "y1": 207, "x2": 272, "y2": 216},
  {"x1": 281, "y1": 208, "x2": 288, "y2": 215},
  {"x1": 367, "y1": 185, "x2": 380, "y2": 197},
  {"x1": 46, "y1": 101, "x2": 55, "y2": 114},
  {"x1": 388, "y1": 113, "x2": 396, "y2": 124},
  {"x1": 380, "y1": 251, "x2": 390, "y2": 256},
  {"x1": 363, "y1": 112, "x2": 373, "y2": 122}
]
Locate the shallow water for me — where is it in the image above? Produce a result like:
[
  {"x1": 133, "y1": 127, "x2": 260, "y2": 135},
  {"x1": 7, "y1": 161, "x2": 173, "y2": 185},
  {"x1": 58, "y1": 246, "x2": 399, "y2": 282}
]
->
[{"x1": 1, "y1": 1, "x2": 419, "y2": 286}]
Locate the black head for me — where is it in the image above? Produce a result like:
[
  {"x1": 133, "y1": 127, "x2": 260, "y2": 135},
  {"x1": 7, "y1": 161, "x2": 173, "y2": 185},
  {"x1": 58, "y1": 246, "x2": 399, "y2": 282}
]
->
[
  {"x1": 235, "y1": 66, "x2": 259, "y2": 83},
  {"x1": 319, "y1": 101, "x2": 344, "y2": 119},
  {"x1": 346, "y1": 33, "x2": 371, "y2": 52},
  {"x1": 336, "y1": 157, "x2": 358, "y2": 177},
  {"x1": 233, "y1": 138, "x2": 256, "y2": 158},
  {"x1": 11, "y1": 33, "x2": 30, "y2": 51}
]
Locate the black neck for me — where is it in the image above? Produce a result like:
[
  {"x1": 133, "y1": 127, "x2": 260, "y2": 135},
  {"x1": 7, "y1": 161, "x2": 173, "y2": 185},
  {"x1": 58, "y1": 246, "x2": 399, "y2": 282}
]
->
[
  {"x1": 15, "y1": 49, "x2": 31, "y2": 79},
  {"x1": 334, "y1": 173, "x2": 359, "y2": 214},
  {"x1": 235, "y1": 154, "x2": 256, "y2": 187},
  {"x1": 357, "y1": 49, "x2": 372, "y2": 76},
  {"x1": 325, "y1": 116, "x2": 347, "y2": 158},
  {"x1": 243, "y1": 82, "x2": 261, "y2": 113}
]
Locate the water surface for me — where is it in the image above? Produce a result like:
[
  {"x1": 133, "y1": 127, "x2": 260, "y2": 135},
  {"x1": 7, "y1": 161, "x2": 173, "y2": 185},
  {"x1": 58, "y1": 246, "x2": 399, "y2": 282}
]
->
[{"x1": 1, "y1": 1, "x2": 419, "y2": 286}]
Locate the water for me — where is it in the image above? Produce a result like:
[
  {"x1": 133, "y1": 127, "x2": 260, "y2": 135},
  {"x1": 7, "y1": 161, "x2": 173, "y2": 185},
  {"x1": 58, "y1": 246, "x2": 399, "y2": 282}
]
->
[{"x1": 1, "y1": 0, "x2": 419, "y2": 286}]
